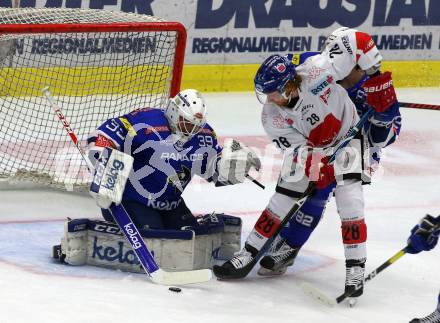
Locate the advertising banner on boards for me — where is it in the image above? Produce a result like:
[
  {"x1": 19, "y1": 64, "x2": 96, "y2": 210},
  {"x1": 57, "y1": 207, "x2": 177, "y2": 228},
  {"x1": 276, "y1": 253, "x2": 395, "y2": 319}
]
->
[{"x1": 2, "y1": 0, "x2": 439, "y2": 64}]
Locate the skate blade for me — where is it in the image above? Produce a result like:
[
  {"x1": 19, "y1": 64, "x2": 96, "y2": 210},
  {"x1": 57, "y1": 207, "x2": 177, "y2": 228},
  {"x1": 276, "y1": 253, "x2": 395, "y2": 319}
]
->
[
  {"x1": 257, "y1": 266, "x2": 287, "y2": 276},
  {"x1": 347, "y1": 297, "x2": 358, "y2": 307}
]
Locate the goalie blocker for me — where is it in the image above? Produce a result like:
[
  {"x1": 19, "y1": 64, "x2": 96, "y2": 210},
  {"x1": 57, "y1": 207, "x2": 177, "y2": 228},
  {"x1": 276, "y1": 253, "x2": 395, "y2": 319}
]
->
[{"x1": 53, "y1": 213, "x2": 242, "y2": 272}]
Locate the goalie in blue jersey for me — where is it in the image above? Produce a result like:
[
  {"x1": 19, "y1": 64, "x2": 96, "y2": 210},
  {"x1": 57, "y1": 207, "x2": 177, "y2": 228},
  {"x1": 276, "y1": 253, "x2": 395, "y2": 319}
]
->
[
  {"x1": 53, "y1": 89, "x2": 260, "y2": 273},
  {"x1": 87, "y1": 88, "x2": 261, "y2": 231}
]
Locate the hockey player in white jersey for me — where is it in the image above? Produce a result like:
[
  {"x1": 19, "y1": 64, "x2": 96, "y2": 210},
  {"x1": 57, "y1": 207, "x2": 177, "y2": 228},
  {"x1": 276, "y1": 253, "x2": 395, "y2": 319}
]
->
[
  {"x1": 213, "y1": 53, "x2": 367, "y2": 283},
  {"x1": 213, "y1": 28, "x2": 400, "y2": 305},
  {"x1": 252, "y1": 29, "x2": 400, "y2": 298}
]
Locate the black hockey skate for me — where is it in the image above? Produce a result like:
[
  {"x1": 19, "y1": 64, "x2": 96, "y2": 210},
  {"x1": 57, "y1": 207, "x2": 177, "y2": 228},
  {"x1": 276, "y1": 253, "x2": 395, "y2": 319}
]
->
[
  {"x1": 410, "y1": 310, "x2": 440, "y2": 323},
  {"x1": 258, "y1": 236, "x2": 299, "y2": 276},
  {"x1": 52, "y1": 244, "x2": 66, "y2": 263},
  {"x1": 344, "y1": 259, "x2": 366, "y2": 307},
  {"x1": 213, "y1": 243, "x2": 258, "y2": 279}
]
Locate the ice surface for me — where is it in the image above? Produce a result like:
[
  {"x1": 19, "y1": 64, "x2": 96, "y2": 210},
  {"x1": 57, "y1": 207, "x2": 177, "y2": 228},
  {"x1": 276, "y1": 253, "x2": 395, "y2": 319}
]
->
[{"x1": 0, "y1": 88, "x2": 439, "y2": 323}]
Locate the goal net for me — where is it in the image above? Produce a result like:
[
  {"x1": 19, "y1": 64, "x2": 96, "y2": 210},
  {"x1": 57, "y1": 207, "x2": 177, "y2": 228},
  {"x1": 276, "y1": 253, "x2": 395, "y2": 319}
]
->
[{"x1": 0, "y1": 8, "x2": 186, "y2": 191}]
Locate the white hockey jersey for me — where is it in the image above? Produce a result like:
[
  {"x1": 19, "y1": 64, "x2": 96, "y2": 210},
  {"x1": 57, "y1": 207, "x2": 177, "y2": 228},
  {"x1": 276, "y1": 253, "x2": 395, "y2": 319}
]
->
[{"x1": 261, "y1": 54, "x2": 359, "y2": 152}]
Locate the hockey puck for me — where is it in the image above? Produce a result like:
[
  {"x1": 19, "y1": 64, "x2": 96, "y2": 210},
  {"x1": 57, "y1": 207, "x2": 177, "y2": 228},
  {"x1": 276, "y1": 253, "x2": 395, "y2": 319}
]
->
[{"x1": 169, "y1": 287, "x2": 182, "y2": 293}]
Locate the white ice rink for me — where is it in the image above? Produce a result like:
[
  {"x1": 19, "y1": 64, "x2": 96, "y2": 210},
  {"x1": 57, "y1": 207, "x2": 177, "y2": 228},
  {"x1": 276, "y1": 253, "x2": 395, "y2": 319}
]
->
[{"x1": 1, "y1": 88, "x2": 439, "y2": 323}]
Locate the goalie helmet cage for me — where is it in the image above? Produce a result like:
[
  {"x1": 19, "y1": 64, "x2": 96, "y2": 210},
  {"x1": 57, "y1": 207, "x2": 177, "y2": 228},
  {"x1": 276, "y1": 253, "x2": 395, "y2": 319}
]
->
[{"x1": 0, "y1": 8, "x2": 187, "y2": 191}]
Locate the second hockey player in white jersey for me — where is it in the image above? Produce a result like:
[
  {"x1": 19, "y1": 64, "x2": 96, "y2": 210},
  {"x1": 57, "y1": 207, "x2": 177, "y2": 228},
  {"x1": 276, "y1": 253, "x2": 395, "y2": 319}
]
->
[{"x1": 214, "y1": 52, "x2": 370, "y2": 287}]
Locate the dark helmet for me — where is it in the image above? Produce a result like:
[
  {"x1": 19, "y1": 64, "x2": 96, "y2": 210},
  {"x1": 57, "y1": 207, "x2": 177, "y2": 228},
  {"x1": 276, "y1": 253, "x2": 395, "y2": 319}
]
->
[{"x1": 254, "y1": 54, "x2": 296, "y2": 97}]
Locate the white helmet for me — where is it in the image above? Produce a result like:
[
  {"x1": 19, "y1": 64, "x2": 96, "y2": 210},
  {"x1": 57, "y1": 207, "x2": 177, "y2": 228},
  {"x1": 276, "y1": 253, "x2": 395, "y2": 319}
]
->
[
  {"x1": 323, "y1": 27, "x2": 383, "y2": 79},
  {"x1": 165, "y1": 89, "x2": 207, "y2": 140}
]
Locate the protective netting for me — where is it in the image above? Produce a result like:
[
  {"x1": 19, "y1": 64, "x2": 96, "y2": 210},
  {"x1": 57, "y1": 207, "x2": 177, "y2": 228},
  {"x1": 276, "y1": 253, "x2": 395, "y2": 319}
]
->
[{"x1": 0, "y1": 8, "x2": 185, "y2": 191}]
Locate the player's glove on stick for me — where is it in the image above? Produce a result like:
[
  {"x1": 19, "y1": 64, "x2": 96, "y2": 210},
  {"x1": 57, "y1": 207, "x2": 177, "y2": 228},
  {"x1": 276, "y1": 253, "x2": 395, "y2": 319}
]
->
[
  {"x1": 217, "y1": 138, "x2": 261, "y2": 184},
  {"x1": 362, "y1": 71, "x2": 397, "y2": 113},
  {"x1": 304, "y1": 151, "x2": 335, "y2": 189},
  {"x1": 407, "y1": 214, "x2": 440, "y2": 254},
  {"x1": 89, "y1": 147, "x2": 134, "y2": 209}
]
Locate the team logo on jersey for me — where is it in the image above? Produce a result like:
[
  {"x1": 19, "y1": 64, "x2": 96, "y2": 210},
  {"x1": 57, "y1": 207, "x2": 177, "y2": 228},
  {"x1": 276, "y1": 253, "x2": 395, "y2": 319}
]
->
[
  {"x1": 310, "y1": 75, "x2": 334, "y2": 95},
  {"x1": 320, "y1": 88, "x2": 331, "y2": 105},
  {"x1": 307, "y1": 65, "x2": 326, "y2": 82},
  {"x1": 272, "y1": 115, "x2": 287, "y2": 129}
]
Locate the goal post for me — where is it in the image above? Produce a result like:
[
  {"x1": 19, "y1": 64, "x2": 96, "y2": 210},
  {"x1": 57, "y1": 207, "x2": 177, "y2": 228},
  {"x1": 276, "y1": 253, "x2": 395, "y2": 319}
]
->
[{"x1": 0, "y1": 8, "x2": 187, "y2": 191}]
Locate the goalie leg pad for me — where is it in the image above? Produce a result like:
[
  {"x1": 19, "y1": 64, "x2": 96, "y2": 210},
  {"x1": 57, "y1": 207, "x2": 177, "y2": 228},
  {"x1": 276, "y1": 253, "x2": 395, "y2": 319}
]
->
[
  {"x1": 191, "y1": 213, "x2": 242, "y2": 268},
  {"x1": 61, "y1": 218, "x2": 89, "y2": 266},
  {"x1": 59, "y1": 218, "x2": 196, "y2": 272},
  {"x1": 57, "y1": 215, "x2": 242, "y2": 272}
]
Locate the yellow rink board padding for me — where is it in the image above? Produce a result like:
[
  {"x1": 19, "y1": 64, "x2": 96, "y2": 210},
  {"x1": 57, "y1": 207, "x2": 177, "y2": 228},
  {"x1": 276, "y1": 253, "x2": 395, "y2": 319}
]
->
[
  {"x1": 1, "y1": 61, "x2": 438, "y2": 96},
  {"x1": 181, "y1": 61, "x2": 440, "y2": 92},
  {"x1": 0, "y1": 65, "x2": 170, "y2": 96}
]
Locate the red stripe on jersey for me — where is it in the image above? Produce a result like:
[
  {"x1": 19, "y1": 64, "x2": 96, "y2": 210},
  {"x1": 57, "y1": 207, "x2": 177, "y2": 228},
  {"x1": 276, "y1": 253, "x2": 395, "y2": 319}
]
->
[
  {"x1": 95, "y1": 134, "x2": 116, "y2": 148},
  {"x1": 307, "y1": 114, "x2": 342, "y2": 147},
  {"x1": 355, "y1": 31, "x2": 375, "y2": 54}
]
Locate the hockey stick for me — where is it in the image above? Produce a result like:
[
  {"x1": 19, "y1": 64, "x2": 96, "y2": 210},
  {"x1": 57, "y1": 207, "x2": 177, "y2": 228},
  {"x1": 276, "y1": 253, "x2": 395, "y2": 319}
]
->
[
  {"x1": 400, "y1": 102, "x2": 440, "y2": 111},
  {"x1": 302, "y1": 222, "x2": 440, "y2": 306},
  {"x1": 213, "y1": 108, "x2": 374, "y2": 279},
  {"x1": 246, "y1": 175, "x2": 265, "y2": 189},
  {"x1": 42, "y1": 87, "x2": 212, "y2": 285},
  {"x1": 301, "y1": 247, "x2": 407, "y2": 306}
]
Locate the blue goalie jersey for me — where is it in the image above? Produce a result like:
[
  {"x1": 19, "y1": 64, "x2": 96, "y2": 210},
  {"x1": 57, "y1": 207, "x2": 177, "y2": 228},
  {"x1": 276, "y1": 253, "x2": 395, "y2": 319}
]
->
[{"x1": 88, "y1": 108, "x2": 222, "y2": 211}]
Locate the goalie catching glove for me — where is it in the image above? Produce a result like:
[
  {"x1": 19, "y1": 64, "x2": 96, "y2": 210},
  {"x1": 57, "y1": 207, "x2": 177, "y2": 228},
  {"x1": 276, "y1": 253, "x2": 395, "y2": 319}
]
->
[
  {"x1": 89, "y1": 147, "x2": 134, "y2": 209},
  {"x1": 216, "y1": 139, "x2": 261, "y2": 185}
]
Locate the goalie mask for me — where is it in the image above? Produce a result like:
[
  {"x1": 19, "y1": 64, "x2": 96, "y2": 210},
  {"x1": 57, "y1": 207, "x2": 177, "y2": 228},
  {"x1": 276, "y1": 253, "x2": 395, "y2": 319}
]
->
[
  {"x1": 323, "y1": 27, "x2": 383, "y2": 79},
  {"x1": 165, "y1": 89, "x2": 207, "y2": 141}
]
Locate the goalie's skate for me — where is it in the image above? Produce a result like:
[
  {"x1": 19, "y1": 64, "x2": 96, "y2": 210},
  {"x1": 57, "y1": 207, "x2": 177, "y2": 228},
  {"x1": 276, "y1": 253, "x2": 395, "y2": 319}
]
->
[
  {"x1": 344, "y1": 259, "x2": 365, "y2": 307},
  {"x1": 258, "y1": 236, "x2": 299, "y2": 276},
  {"x1": 213, "y1": 244, "x2": 258, "y2": 279}
]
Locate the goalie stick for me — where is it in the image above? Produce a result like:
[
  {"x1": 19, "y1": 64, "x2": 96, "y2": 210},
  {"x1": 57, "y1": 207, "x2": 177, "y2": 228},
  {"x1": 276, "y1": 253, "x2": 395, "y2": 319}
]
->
[
  {"x1": 42, "y1": 87, "x2": 212, "y2": 285},
  {"x1": 301, "y1": 222, "x2": 440, "y2": 306},
  {"x1": 213, "y1": 108, "x2": 374, "y2": 279}
]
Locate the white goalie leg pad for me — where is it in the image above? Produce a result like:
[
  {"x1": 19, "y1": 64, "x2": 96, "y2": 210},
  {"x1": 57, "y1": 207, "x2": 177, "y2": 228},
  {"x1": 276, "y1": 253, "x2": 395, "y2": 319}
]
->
[
  {"x1": 60, "y1": 218, "x2": 196, "y2": 272},
  {"x1": 217, "y1": 214, "x2": 242, "y2": 259},
  {"x1": 335, "y1": 180, "x2": 367, "y2": 261},
  {"x1": 87, "y1": 221, "x2": 196, "y2": 272},
  {"x1": 59, "y1": 215, "x2": 241, "y2": 272},
  {"x1": 192, "y1": 213, "x2": 242, "y2": 269},
  {"x1": 61, "y1": 219, "x2": 89, "y2": 266}
]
